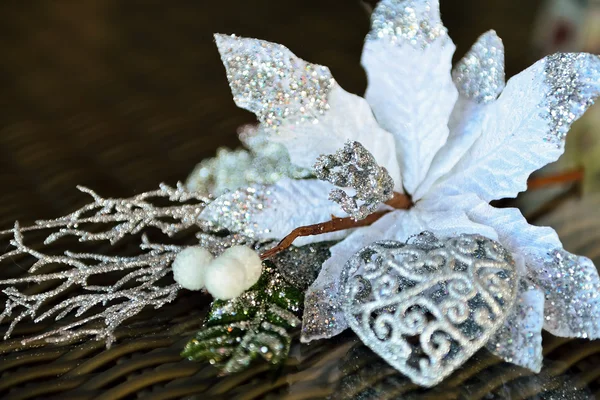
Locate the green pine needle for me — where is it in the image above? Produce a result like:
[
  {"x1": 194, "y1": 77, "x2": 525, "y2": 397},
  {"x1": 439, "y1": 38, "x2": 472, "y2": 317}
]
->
[{"x1": 182, "y1": 262, "x2": 303, "y2": 373}]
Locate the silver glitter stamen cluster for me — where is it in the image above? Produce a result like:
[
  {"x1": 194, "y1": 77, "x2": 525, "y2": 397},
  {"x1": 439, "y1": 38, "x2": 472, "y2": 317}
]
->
[
  {"x1": 186, "y1": 125, "x2": 311, "y2": 197},
  {"x1": 341, "y1": 233, "x2": 517, "y2": 387},
  {"x1": 367, "y1": 0, "x2": 448, "y2": 48},
  {"x1": 314, "y1": 141, "x2": 394, "y2": 220},
  {"x1": 542, "y1": 53, "x2": 600, "y2": 144},
  {"x1": 535, "y1": 249, "x2": 600, "y2": 338},
  {"x1": 452, "y1": 31, "x2": 505, "y2": 104},
  {"x1": 215, "y1": 34, "x2": 335, "y2": 131},
  {"x1": 0, "y1": 184, "x2": 211, "y2": 347}
]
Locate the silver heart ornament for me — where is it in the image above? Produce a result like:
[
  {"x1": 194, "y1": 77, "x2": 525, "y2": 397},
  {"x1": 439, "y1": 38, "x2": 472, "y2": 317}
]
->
[{"x1": 341, "y1": 233, "x2": 518, "y2": 387}]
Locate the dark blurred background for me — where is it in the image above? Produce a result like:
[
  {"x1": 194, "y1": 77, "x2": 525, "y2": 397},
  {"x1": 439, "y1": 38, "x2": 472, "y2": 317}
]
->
[{"x1": 0, "y1": 0, "x2": 544, "y2": 225}]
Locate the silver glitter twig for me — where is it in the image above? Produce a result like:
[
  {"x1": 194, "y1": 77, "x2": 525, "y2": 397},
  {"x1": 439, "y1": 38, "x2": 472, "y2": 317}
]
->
[
  {"x1": 314, "y1": 141, "x2": 394, "y2": 220},
  {"x1": 0, "y1": 184, "x2": 212, "y2": 347}
]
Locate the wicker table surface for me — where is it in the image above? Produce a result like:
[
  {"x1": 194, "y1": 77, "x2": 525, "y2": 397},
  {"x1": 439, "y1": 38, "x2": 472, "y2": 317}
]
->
[{"x1": 3, "y1": 1, "x2": 599, "y2": 399}]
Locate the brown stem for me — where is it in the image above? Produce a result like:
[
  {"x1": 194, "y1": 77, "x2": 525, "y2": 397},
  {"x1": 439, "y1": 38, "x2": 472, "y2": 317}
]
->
[
  {"x1": 527, "y1": 168, "x2": 584, "y2": 190},
  {"x1": 260, "y1": 211, "x2": 390, "y2": 260},
  {"x1": 385, "y1": 192, "x2": 413, "y2": 209},
  {"x1": 260, "y1": 192, "x2": 412, "y2": 260}
]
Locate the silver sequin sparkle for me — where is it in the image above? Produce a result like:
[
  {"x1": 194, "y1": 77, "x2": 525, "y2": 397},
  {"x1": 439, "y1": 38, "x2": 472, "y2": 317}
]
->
[
  {"x1": 215, "y1": 34, "x2": 335, "y2": 131},
  {"x1": 314, "y1": 141, "x2": 394, "y2": 220},
  {"x1": 367, "y1": 0, "x2": 448, "y2": 48},
  {"x1": 452, "y1": 30, "x2": 505, "y2": 104},
  {"x1": 542, "y1": 53, "x2": 600, "y2": 144}
]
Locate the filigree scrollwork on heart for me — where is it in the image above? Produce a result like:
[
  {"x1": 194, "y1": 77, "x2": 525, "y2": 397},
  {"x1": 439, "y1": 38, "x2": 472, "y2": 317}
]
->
[{"x1": 341, "y1": 232, "x2": 518, "y2": 387}]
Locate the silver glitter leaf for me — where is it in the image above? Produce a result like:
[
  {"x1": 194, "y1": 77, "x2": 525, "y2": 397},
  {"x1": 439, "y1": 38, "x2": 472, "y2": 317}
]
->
[
  {"x1": 431, "y1": 53, "x2": 600, "y2": 203},
  {"x1": 452, "y1": 30, "x2": 505, "y2": 105},
  {"x1": 537, "y1": 250, "x2": 600, "y2": 339},
  {"x1": 185, "y1": 125, "x2": 312, "y2": 196},
  {"x1": 341, "y1": 233, "x2": 518, "y2": 387},
  {"x1": 314, "y1": 141, "x2": 394, "y2": 220},
  {"x1": 215, "y1": 34, "x2": 335, "y2": 131},
  {"x1": 270, "y1": 242, "x2": 333, "y2": 291}
]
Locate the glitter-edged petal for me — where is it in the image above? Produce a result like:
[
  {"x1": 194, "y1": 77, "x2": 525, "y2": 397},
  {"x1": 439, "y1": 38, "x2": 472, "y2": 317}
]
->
[
  {"x1": 486, "y1": 282, "x2": 544, "y2": 372},
  {"x1": 538, "y1": 250, "x2": 600, "y2": 339},
  {"x1": 450, "y1": 194, "x2": 600, "y2": 339},
  {"x1": 430, "y1": 53, "x2": 600, "y2": 202},
  {"x1": 301, "y1": 205, "x2": 498, "y2": 342},
  {"x1": 214, "y1": 34, "x2": 401, "y2": 190},
  {"x1": 361, "y1": 0, "x2": 457, "y2": 194},
  {"x1": 414, "y1": 31, "x2": 505, "y2": 200},
  {"x1": 199, "y1": 178, "x2": 348, "y2": 245}
]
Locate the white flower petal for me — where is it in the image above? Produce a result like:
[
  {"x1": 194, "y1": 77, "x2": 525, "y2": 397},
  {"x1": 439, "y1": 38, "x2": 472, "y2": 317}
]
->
[
  {"x1": 486, "y1": 282, "x2": 544, "y2": 372},
  {"x1": 199, "y1": 178, "x2": 348, "y2": 245},
  {"x1": 361, "y1": 0, "x2": 457, "y2": 194},
  {"x1": 301, "y1": 205, "x2": 497, "y2": 342},
  {"x1": 457, "y1": 194, "x2": 600, "y2": 339},
  {"x1": 430, "y1": 53, "x2": 600, "y2": 202},
  {"x1": 414, "y1": 30, "x2": 505, "y2": 200},
  {"x1": 214, "y1": 34, "x2": 401, "y2": 190}
]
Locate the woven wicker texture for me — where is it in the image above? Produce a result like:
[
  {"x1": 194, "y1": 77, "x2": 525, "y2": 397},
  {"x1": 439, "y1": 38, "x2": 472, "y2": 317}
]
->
[{"x1": 4, "y1": 1, "x2": 600, "y2": 399}]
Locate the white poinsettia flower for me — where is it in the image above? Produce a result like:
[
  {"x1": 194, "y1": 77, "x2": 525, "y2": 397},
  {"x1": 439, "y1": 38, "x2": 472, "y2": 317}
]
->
[{"x1": 201, "y1": 0, "x2": 600, "y2": 373}]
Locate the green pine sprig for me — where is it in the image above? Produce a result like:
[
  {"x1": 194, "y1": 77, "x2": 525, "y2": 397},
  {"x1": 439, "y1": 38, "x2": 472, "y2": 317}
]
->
[{"x1": 181, "y1": 263, "x2": 303, "y2": 373}]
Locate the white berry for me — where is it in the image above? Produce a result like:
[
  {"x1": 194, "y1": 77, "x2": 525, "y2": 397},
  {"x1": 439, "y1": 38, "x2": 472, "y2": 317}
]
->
[
  {"x1": 172, "y1": 246, "x2": 213, "y2": 291},
  {"x1": 221, "y1": 245, "x2": 263, "y2": 290},
  {"x1": 204, "y1": 255, "x2": 247, "y2": 300}
]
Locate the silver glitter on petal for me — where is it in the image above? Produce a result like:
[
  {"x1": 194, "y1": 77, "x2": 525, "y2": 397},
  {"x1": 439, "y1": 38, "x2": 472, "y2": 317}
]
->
[
  {"x1": 199, "y1": 185, "x2": 269, "y2": 239},
  {"x1": 341, "y1": 233, "x2": 518, "y2": 387},
  {"x1": 367, "y1": 0, "x2": 448, "y2": 48},
  {"x1": 452, "y1": 30, "x2": 505, "y2": 104},
  {"x1": 214, "y1": 34, "x2": 335, "y2": 132},
  {"x1": 314, "y1": 141, "x2": 394, "y2": 220},
  {"x1": 185, "y1": 125, "x2": 311, "y2": 196},
  {"x1": 486, "y1": 281, "x2": 544, "y2": 372},
  {"x1": 535, "y1": 249, "x2": 600, "y2": 339},
  {"x1": 542, "y1": 53, "x2": 600, "y2": 144}
]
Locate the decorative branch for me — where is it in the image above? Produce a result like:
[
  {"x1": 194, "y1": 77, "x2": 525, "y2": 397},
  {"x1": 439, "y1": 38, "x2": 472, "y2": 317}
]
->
[
  {"x1": 0, "y1": 183, "x2": 210, "y2": 347},
  {"x1": 3, "y1": 182, "x2": 211, "y2": 246}
]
